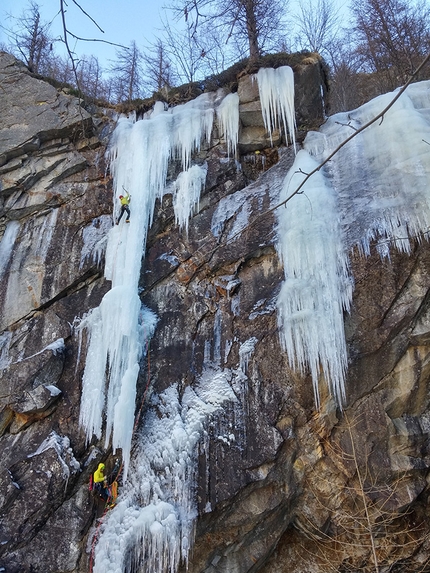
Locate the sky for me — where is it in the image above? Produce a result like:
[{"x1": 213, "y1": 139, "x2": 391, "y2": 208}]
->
[
  {"x1": 0, "y1": 0, "x2": 351, "y2": 74},
  {"x1": 0, "y1": 0, "x2": 170, "y2": 68}
]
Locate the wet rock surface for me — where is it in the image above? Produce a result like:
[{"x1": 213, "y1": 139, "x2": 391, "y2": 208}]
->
[{"x1": 0, "y1": 50, "x2": 429, "y2": 573}]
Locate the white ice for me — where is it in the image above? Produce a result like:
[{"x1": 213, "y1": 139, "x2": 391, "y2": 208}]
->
[
  {"x1": 173, "y1": 164, "x2": 208, "y2": 234},
  {"x1": 217, "y1": 92, "x2": 240, "y2": 157},
  {"x1": 79, "y1": 93, "x2": 217, "y2": 480},
  {"x1": 27, "y1": 431, "x2": 81, "y2": 478},
  {"x1": 277, "y1": 80, "x2": 430, "y2": 406},
  {"x1": 9, "y1": 337, "x2": 65, "y2": 365},
  {"x1": 0, "y1": 220, "x2": 20, "y2": 280},
  {"x1": 276, "y1": 151, "x2": 352, "y2": 406},
  {"x1": 84, "y1": 68, "x2": 430, "y2": 573},
  {"x1": 239, "y1": 337, "x2": 258, "y2": 375},
  {"x1": 256, "y1": 66, "x2": 296, "y2": 150},
  {"x1": 80, "y1": 215, "x2": 112, "y2": 269},
  {"x1": 93, "y1": 366, "x2": 237, "y2": 573}
]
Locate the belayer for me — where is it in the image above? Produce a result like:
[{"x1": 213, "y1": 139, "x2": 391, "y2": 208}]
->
[
  {"x1": 116, "y1": 192, "x2": 131, "y2": 224},
  {"x1": 93, "y1": 463, "x2": 109, "y2": 501}
]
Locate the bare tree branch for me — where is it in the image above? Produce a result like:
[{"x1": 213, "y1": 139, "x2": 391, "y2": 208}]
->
[{"x1": 70, "y1": 0, "x2": 105, "y2": 33}]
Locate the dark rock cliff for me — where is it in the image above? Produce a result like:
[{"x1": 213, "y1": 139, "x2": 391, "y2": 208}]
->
[{"x1": 0, "y1": 50, "x2": 429, "y2": 573}]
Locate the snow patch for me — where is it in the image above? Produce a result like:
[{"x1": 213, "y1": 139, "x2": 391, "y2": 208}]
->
[
  {"x1": 158, "y1": 252, "x2": 180, "y2": 266},
  {"x1": 44, "y1": 384, "x2": 62, "y2": 396}
]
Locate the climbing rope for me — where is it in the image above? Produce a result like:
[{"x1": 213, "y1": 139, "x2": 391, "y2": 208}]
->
[{"x1": 88, "y1": 337, "x2": 152, "y2": 573}]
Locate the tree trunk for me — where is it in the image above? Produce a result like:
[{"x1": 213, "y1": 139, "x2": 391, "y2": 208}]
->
[{"x1": 244, "y1": 0, "x2": 260, "y2": 62}]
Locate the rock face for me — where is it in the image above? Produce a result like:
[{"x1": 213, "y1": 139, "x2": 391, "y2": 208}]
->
[{"x1": 0, "y1": 49, "x2": 429, "y2": 573}]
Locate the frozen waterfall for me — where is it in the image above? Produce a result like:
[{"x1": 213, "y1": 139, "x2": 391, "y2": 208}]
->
[
  {"x1": 276, "y1": 80, "x2": 430, "y2": 405},
  {"x1": 78, "y1": 89, "x2": 244, "y2": 481},
  {"x1": 84, "y1": 68, "x2": 294, "y2": 573},
  {"x1": 80, "y1": 63, "x2": 430, "y2": 573},
  {"x1": 93, "y1": 365, "x2": 239, "y2": 573},
  {"x1": 79, "y1": 94, "x2": 216, "y2": 480}
]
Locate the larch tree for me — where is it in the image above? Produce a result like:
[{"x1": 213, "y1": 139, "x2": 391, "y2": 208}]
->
[
  {"x1": 77, "y1": 55, "x2": 106, "y2": 101},
  {"x1": 109, "y1": 41, "x2": 143, "y2": 103},
  {"x1": 161, "y1": 19, "x2": 208, "y2": 84},
  {"x1": 143, "y1": 38, "x2": 176, "y2": 94},
  {"x1": 6, "y1": 0, "x2": 52, "y2": 74},
  {"x1": 292, "y1": 0, "x2": 340, "y2": 57},
  {"x1": 351, "y1": 0, "x2": 430, "y2": 90},
  {"x1": 170, "y1": 0, "x2": 288, "y2": 63}
]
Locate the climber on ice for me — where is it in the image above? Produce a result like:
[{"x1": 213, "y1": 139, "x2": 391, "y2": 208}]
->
[{"x1": 116, "y1": 191, "x2": 131, "y2": 224}]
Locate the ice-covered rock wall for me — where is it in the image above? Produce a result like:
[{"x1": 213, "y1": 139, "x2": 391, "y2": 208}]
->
[
  {"x1": 277, "y1": 82, "x2": 430, "y2": 406},
  {"x1": 1, "y1": 50, "x2": 430, "y2": 573},
  {"x1": 92, "y1": 71, "x2": 430, "y2": 573}
]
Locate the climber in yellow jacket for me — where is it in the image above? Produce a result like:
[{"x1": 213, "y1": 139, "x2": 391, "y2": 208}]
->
[
  {"x1": 93, "y1": 463, "x2": 109, "y2": 501},
  {"x1": 116, "y1": 192, "x2": 131, "y2": 224}
]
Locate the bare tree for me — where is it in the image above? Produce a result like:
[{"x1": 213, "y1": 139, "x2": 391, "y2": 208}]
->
[
  {"x1": 143, "y1": 38, "x2": 177, "y2": 95},
  {"x1": 294, "y1": 412, "x2": 429, "y2": 573},
  {"x1": 58, "y1": 0, "x2": 128, "y2": 101},
  {"x1": 323, "y1": 35, "x2": 365, "y2": 113},
  {"x1": 161, "y1": 19, "x2": 208, "y2": 84},
  {"x1": 292, "y1": 0, "x2": 340, "y2": 56},
  {"x1": 76, "y1": 55, "x2": 106, "y2": 101},
  {"x1": 351, "y1": 0, "x2": 430, "y2": 91},
  {"x1": 109, "y1": 41, "x2": 143, "y2": 102},
  {"x1": 5, "y1": 1, "x2": 52, "y2": 73},
  {"x1": 169, "y1": 0, "x2": 288, "y2": 63},
  {"x1": 43, "y1": 52, "x2": 75, "y2": 85}
]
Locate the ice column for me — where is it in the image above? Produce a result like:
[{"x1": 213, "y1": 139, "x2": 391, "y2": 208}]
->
[{"x1": 79, "y1": 94, "x2": 215, "y2": 479}]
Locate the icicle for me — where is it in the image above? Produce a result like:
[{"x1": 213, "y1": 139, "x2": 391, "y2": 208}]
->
[
  {"x1": 276, "y1": 81, "x2": 430, "y2": 407},
  {"x1": 276, "y1": 150, "x2": 352, "y2": 407},
  {"x1": 239, "y1": 337, "x2": 258, "y2": 375},
  {"x1": 256, "y1": 66, "x2": 296, "y2": 150},
  {"x1": 217, "y1": 92, "x2": 239, "y2": 157},
  {"x1": 173, "y1": 164, "x2": 208, "y2": 234}
]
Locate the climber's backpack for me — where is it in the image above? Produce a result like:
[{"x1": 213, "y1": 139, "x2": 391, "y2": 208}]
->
[{"x1": 88, "y1": 474, "x2": 94, "y2": 492}]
